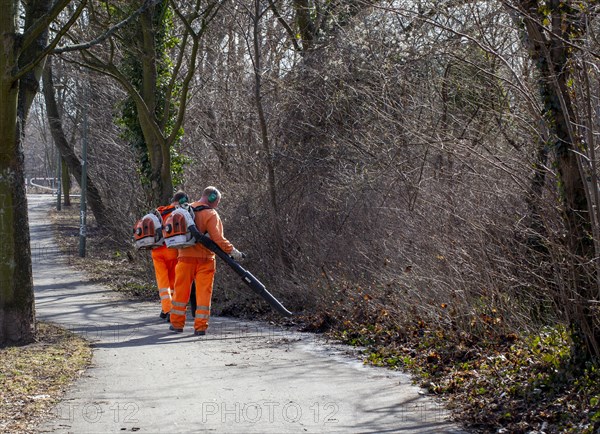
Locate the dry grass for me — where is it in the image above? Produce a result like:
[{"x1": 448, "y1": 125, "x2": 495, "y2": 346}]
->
[{"x1": 0, "y1": 322, "x2": 92, "y2": 433}]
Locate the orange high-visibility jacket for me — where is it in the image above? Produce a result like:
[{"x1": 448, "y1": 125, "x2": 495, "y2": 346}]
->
[{"x1": 177, "y1": 201, "x2": 234, "y2": 260}]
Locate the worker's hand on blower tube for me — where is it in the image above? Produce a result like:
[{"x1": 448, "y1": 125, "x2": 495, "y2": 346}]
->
[
  {"x1": 230, "y1": 248, "x2": 245, "y2": 260},
  {"x1": 189, "y1": 224, "x2": 245, "y2": 260}
]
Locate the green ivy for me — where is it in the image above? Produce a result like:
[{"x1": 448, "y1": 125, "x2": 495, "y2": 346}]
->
[{"x1": 114, "y1": 1, "x2": 185, "y2": 200}]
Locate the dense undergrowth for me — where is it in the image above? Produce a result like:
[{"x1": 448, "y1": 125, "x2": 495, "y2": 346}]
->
[{"x1": 318, "y1": 293, "x2": 600, "y2": 434}]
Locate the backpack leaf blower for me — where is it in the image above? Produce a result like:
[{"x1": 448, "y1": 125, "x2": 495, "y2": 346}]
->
[{"x1": 194, "y1": 232, "x2": 293, "y2": 317}]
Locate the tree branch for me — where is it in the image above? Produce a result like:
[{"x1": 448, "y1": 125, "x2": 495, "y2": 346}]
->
[
  {"x1": 20, "y1": 0, "x2": 74, "y2": 53},
  {"x1": 14, "y1": 0, "x2": 86, "y2": 82},
  {"x1": 267, "y1": 0, "x2": 302, "y2": 52},
  {"x1": 167, "y1": 0, "x2": 226, "y2": 145},
  {"x1": 54, "y1": 0, "x2": 163, "y2": 54}
]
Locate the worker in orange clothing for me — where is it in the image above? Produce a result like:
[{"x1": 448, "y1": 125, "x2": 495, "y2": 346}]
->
[
  {"x1": 169, "y1": 186, "x2": 243, "y2": 335},
  {"x1": 152, "y1": 190, "x2": 190, "y2": 321}
]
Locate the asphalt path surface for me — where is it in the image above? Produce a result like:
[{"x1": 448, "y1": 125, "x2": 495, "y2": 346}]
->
[{"x1": 29, "y1": 194, "x2": 467, "y2": 433}]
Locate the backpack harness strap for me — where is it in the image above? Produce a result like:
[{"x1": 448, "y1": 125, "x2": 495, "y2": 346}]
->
[
  {"x1": 191, "y1": 205, "x2": 212, "y2": 234},
  {"x1": 160, "y1": 206, "x2": 176, "y2": 217},
  {"x1": 192, "y1": 205, "x2": 211, "y2": 213}
]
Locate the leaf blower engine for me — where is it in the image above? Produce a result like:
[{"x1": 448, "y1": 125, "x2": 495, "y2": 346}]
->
[
  {"x1": 162, "y1": 207, "x2": 197, "y2": 249},
  {"x1": 133, "y1": 212, "x2": 164, "y2": 250}
]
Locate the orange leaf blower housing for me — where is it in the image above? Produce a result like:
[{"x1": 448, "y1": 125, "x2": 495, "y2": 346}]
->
[
  {"x1": 133, "y1": 213, "x2": 163, "y2": 250},
  {"x1": 163, "y1": 208, "x2": 196, "y2": 249}
]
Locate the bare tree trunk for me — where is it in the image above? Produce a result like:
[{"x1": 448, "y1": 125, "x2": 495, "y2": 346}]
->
[
  {"x1": 42, "y1": 61, "x2": 109, "y2": 226},
  {"x1": 518, "y1": 0, "x2": 599, "y2": 360},
  {"x1": 139, "y1": 6, "x2": 172, "y2": 204},
  {"x1": 0, "y1": 103, "x2": 36, "y2": 344},
  {"x1": 293, "y1": 0, "x2": 316, "y2": 52},
  {"x1": 252, "y1": 0, "x2": 290, "y2": 270},
  {"x1": 0, "y1": 0, "x2": 56, "y2": 345},
  {"x1": 61, "y1": 158, "x2": 71, "y2": 206}
]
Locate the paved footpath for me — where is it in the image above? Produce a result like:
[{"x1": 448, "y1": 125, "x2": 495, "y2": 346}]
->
[{"x1": 30, "y1": 194, "x2": 467, "y2": 434}]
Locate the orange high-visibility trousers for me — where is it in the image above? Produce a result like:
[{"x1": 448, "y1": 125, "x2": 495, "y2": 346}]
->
[
  {"x1": 170, "y1": 257, "x2": 216, "y2": 331},
  {"x1": 151, "y1": 246, "x2": 179, "y2": 314}
]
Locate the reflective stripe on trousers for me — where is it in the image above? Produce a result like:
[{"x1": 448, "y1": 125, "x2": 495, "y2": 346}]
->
[
  {"x1": 170, "y1": 301, "x2": 187, "y2": 319},
  {"x1": 195, "y1": 305, "x2": 210, "y2": 320}
]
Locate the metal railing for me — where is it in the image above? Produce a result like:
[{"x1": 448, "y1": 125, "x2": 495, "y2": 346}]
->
[{"x1": 28, "y1": 177, "x2": 59, "y2": 193}]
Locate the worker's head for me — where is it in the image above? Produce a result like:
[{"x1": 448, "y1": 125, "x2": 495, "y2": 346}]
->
[
  {"x1": 202, "y1": 186, "x2": 221, "y2": 208},
  {"x1": 171, "y1": 190, "x2": 189, "y2": 206}
]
